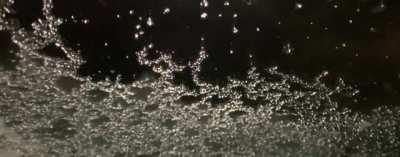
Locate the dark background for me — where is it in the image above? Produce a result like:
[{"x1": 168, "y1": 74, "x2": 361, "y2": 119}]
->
[{"x1": 2, "y1": 0, "x2": 400, "y2": 111}]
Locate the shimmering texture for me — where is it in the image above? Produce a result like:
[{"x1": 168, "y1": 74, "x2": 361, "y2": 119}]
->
[{"x1": 0, "y1": 0, "x2": 400, "y2": 156}]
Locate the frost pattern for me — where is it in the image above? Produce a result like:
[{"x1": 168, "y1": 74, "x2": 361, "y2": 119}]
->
[{"x1": 0, "y1": 0, "x2": 399, "y2": 156}]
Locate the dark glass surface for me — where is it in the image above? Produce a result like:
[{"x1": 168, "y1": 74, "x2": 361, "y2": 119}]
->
[{"x1": 0, "y1": 31, "x2": 18, "y2": 70}]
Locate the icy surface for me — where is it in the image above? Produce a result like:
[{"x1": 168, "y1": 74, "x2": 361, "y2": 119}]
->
[{"x1": 0, "y1": 0, "x2": 399, "y2": 156}]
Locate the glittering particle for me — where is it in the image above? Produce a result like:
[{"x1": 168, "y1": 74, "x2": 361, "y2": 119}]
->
[
  {"x1": 224, "y1": 1, "x2": 230, "y2": 6},
  {"x1": 135, "y1": 24, "x2": 141, "y2": 30},
  {"x1": 333, "y1": 4, "x2": 339, "y2": 9},
  {"x1": 0, "y1": 1, "x2": 399, "y2": 156},
  {"x1": 148, "y1": 43, "x2": 154, "y2": 49},
  {"x1": 233, "y1": 25, "x2": 239, "y2": 34},
  {"x1": 283, "y1": 43, "x2": 294, "y2": 54},
  {"x1": 295, "y1": 3, "x2": 303, "y2": 10},
  {"x1": 82, "y1": 19, "x2": 89, "y2": 24},
  {"x1": 146, "y1": 17, "x2": 154, "y2": 26},
  {"x1": 201, "y1": 0, "x2": 209, "y2": 8},
  {"x1": 201, "y1": 12, "x2": 208, "y2": 19},
  {"x1": 372, "y1": 2, "x2": 387, "y2": 13},
  {"x1": 163, "y1": 8, "x2": 170, "y2": 15}
]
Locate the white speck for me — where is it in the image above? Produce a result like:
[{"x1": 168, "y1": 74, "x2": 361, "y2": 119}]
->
[
  {"x1": 82, "y1": 19, "x2": 90, "y2": 24},
  {"x1": 201, "y1": 0, "x2": 209, "y2": 8},
  {"x1": 148, "y1": 43, "x2": 154, "y2": 49},
  {"x1": 233, "y1": 25, "x2": 239, "y2": 34},
  {"x1": 136, "y1": 25, "x2": 141, "y2": 30},
  {"x1": 380, "y1": 2, "x2": 386, "y2": 9},
  {"x1": 224, "y1": 1, "x2": 230, "y2": 6},
  {"x1": 372, "y1": 2, "x2": 387, "y2": 13},
  {"x1": 322, "y1": 71, "x2": 329, "y2": 76},
  {"x1": 104, "y1": 42, "x2": 109, "y2": 47},
  {"x1": 230, "y1": 50, "x2": 234, "y2": 54},
  {"x1": 147, "y1": 17, "x2": 154, "y2": 26},
  {"x1": 163, "y1": 8, "x2": 171, "y2": 15},
  {"x1": 369, "y1": 27, "x2": 377, "y2": 32},
  {"x1": 256, "y1": 27, "x2": 261, "y2": 32},
  {"x1": 201, "y1": 12, "x2": 208, "y2": 19},
  {"x1": 295, "y1": 3, "x2": 303, "y2": 10},
  {"x1": 218, "y1": 14, "x2": 223, "y2": 18},
  {"x1": 233, "y1": 13, "x2": 238, "y2": 18},
  {"x1": 333, "y1": 4, "x2": 339, "y2": 9},
  {"x1": 283, "y1": 43, "x2": 294, "y2": 54},
  {"x1": 129, "y1": 10, "x2": 134, "y2": 15}
]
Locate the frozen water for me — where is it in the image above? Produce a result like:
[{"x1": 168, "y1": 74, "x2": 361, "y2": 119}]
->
[{"x1": 0, "y1": 0, "x2": 399, "y2": 156}]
